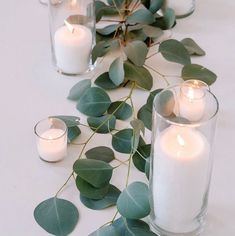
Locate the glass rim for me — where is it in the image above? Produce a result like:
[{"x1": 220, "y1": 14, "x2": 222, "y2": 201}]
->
[
  {"x1": 153, "y1": 83, "x2": 219, "y2": 127},
  {"x1": 34, "y1": 117, "x2": 68, "y2": 140}
]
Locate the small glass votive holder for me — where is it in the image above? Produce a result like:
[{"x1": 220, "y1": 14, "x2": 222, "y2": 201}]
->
[
  {"x1": 163, "y1": 0, "x2": 195, "y2": 19},
  {"x1": 149, "y1": 80, "x2": 219, "y2": 236},
  {"x1": 48, "y1": 0, "x2": 96, "y2": 75},
  {"x1": 34, "y1": 118, "x2": 68, "y2": 162}
]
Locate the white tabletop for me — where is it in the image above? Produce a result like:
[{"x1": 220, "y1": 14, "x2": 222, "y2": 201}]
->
[{"x1": 0, "y1": 0, "x2": 234, "y2": 235}]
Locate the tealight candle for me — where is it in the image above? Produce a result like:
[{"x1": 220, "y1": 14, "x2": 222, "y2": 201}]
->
[
  {"x1": 34, "y1": 118, "x2": 67, "y2": 162},
  {"x1": 153, "y1": 125, "x2": 210, "y2": 232},
  {"x1": 54, "y1": 21, "x2": 92, "y2": 75}
]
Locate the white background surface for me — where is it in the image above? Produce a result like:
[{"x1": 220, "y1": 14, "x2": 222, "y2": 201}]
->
[{"x1": 0, "y1": 0, "x2": 235, "y2": 235}]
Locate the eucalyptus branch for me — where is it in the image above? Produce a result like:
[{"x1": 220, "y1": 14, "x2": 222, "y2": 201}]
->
[
  {"x1": 55, "y1": 172, "x2": 74, "y2": 197},
  {"x1": 146, "y1": 51, "x2": 160, "y2": 60}
]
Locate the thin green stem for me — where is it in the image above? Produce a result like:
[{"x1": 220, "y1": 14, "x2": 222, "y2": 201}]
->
[
  {"x1": 55, "y1": 172, "x2": 74, "y2": 197},
  {"x1": 125, "y1": 154, "x2": 133, "y2": 187},
  {"x1": 146, "y1": 51, "x2": 159, "y2": 60},
  {"x1": 111, "y1": 210, "x2": 119, "y2": 223}
]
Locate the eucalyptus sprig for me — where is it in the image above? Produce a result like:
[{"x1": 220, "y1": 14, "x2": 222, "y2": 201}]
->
[{"x1": 34, "y1": 1, "x2": 217, "y2": 235}]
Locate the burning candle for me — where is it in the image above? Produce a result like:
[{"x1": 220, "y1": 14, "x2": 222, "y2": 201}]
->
[
  {"x1": 54, "y1": 20, "x2": 92, "y2": 75},
  {"x1": 152, "y1": 125, "x2": 210, "y2": 233}
]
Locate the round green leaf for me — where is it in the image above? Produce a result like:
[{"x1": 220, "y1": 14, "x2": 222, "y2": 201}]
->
[
  {"x1": 92, "y1": 41, "x2": 111, "y2": 63},
  {"x1": 67, "y1": 79, "x2": 91, "y2": 101},
  {"x1": 130, "y1": 119, "x2": 145, "y2": 151},
  {"x1": 34, "y1": 197, "x2": 79, "y2": 236},
  {"x1": 73, "y1": 159, "x2": 113, "y2": 188},
  {"x1": 117, "y1": 182, "x2": 150, "y2": 219},
  {"x1": 85, "y1": 146, "x2": 115, "y2": 163},
  {"x1": 146, "y1": 89, "x2": 163, "y2": 110},
  {"x1": 80, "y1": 185, "x2": 121, "y2": 210},
  {"x1": 181, "y1": 38, "x2": 206, "y2": 56},
  {"x1": 137, "y1": 105, "x2": 152, "y2": 130},
  {"x1": 51, "y1": 116, "x2": 80, "y2": 128},
  {"x1": 87, "y1": 115, "x2": 116, "y2": 133},
  {"x1": 182, "y1": 64, "x2": 217, "y2": 85},
  {"x1": 124, "y1": 61, "x2": 153, "y2": 91},
  {"x1": 95, "y1": 72, "x2": 119, "y2": 90},
  {"x1": 108, "y1": 101, "x2": 132, "y2": 120},
  {"x1": 143, "y1": 25, "x2": 163, "y2": 38},
  {"x1": 124, "y1": 41, "x2": 148, "y2": 67},
  {"x1": 97, "y1": 24, "x2": 120, "y2": 36},
  {"x1": 149, "y1": 0, "x2": 163, "y2": 13},
  {"x1": 159, "y1": 39, "x2": 191, "y2": 65},
  {"x1": 67, "y1": 126, "x2": 81, "y2": 143},
  {"x1": 127, "y1": 9, "x2": 155, "y2": 25},
  {"x1": 163, "y1": 8, "x2": 176, "y2": 29},
  {"x1": 145, "y1": 157, "x2": 150, "y2": 179},
  {"x1": 89, "y1": 224, "x2": 120, "y2": 236},
  {"x1": 77, "y1": 87, "x2": 111, "y2": 117},
  {"x1": 76, "y1": 177, "x2": 109, "y2": 200},
  {"x1": 109, "y1": 57, "x2": 125, "y2": 86},
  {"x1": 112, "y1": 129, "x2": 134, "y2": 154},
  {"x1": 133, "y1": 144, "x2": 151, "y2": 172}
]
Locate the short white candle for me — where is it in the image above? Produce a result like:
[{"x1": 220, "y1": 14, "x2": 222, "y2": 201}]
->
[
  {"x1": 37, "y1": 128, "x2": 67, "y2": 162},
  {"x1": 166, "y1": 0, "x2": 194, "y2": 16},
  {"x1": 54, "y1": 22, "x2": 92, "y2": 74},
  {"x1": 178, "y1": 85, "x2": 206, "y2": 122},
  {"x1": 153, "y1": 126, "x2": 210, "y2": 233}
]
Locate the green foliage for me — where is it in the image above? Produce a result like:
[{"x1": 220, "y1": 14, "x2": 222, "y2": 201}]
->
[
  {"x1": 112, "y1": 129, "x2": 134, "y2": 154},
  {"x1": 92, "y1": 41, "x2": 112, "y2": 63},
  {"x1": 149, "y1": 0, "x2": 164, "y2": 13},
  {"x1": 85, "y1": 146, "x2": 115, "y2": 163},
  {"x1": 77, "y1": 87, "x2": 111, "y2": 117},
  {"x1": 137, "y1": 105, "x2": 152, "y2": 130},
  {"x1": 146, "y1": 89, "x2": 163, "y2": 110},
  {"x1": 73, "y1": 159, "x2": 113, "y2": 188},
  {"x1": 182, "y1": 64, "x2": 217, "y2": 85},
  {"x1": 159, "y1": 39, "x2": 191, "y2": 65},
  {"x1": 67, "y1": 79, "x2": 91, "y2": 101},
  {"x1": 34, "y1": 198, "x2": 79, "y2": 236},
  {"x1": 95, "y1": 72, "x2": 119, "y2": 90},
  {"x1": 67, "y1": 126, "x2": 81, "y2": 143},
  {"x1": 130, "y1": 119, "x2": 145, "y2": 151},
  {"x1": 145, "y1": 157, "x2": 150, "y2": 179},
  {"x1": 181, "y1": 38, "x2": 206, "y2": 56},
  {"x1": 87, "y1": 115, "x2": 116, "y2": 133},
  {"x1": 117, "y1": 182, "x2": 150, "y2": 219},
  {"x1": 143, "y1": 25, "x2": 163, "y2": 38},
  {"x1": 97, "y1": 24, "x2": 120, "y2": 36},
  {"x1": 89, "y1": 224, "x2": 120, "y2": 236},
  {"x1": 108, "y1": 101, "x2": 132, "y2": 120},
  {"x1": 109, "y1": 57, "x2": 125, "y2": 86},
  {"x1": 133, "y1": 144, "x2": 151, "y2": 172},
  {"x1": 80, "y1": 185, "x2": 121, "y2": 210},
  {"x1": 127, "y1": 9, "x2": 155, "y2": 25}
]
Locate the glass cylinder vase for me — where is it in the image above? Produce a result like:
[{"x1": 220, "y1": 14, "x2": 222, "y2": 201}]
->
[
  {"x1": 149, "y1": 80, "x2": 219, "y2": 236},
  {"x1": 163, "y1": 0, "x2": 195, "y2": 19},
  {"x1": 48, "y1": 0, "x2": 96, "y2": 75}
]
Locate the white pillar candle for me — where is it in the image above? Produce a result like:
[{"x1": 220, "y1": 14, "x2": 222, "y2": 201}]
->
[
  {"x1": 178, "y1": 85, "x2": 206, "y2": 122},
  {"x1": 153, "y1": 126, "x2": 210, "y2": 233},
  {"x1": 37, "y1": 128, "x2": 67, "y2": 162},
  {"x1": 54, "y1": 22, "x2": 92, "y2": 74}
]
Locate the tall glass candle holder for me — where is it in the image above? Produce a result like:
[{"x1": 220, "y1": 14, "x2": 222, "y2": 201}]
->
[
  {"x1": 163, "y1": 0, "x2": 195, "y2": 19},
  {"x1": 149, "y1": 80, "x2": 219, "y2": 236},
  {"x1": 34, "y1": 118, "x2": 68, "y2": 162},
  {"x1": 48, "y1": 0, "x2": 96, "y2": 75}
]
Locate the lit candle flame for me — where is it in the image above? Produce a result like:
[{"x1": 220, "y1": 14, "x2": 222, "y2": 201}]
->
[
  {"x1": 64, "y1": 20, "x2": 75, "y2": 33},
  {"x1": 177, "y1": 134, "x2": 185, "y2": 147}
]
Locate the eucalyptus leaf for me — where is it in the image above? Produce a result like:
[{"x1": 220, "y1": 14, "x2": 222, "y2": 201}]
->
[
  {"x1": 51, "y1": 116, "x2": 80, "y2": 127},
  {"x1": 127, "y1": 9, "x2": 155, "y2": 25},
  {"x1": 73, "y1": 159, "x2": 113, "y2": 188},
  {"x1": 67, "y1": 79, "x2": 91, "y2": 101},
  {"x1": 113, "y1": 217, "x2": 157, "y2": 236},
  {"x1": 143, "y1": 25, "x2": 163, "y2": 38},
  {"x1": 95, "y1": 72, "x2": 119, "y2": 90},
  {"x1": 85, "y1": 146, "x2": 115, "y2": 163},
  {"x1": 34, "y1": 197, "x2": 79, "y2": 236},
  {"x1": 124, "y1": 41, "x2": 148, "y2": 67},
  {"x1": 80, "y1": 185, "x2": 121, "y2": 210},
  {"x1": 97, "y1": 24, "x2": 120, "y2": 36},
  {"x1": 77, "y1": 87, "x2": 111, "y2": 117},
  {"x1": 109, "y1": 57, "x2": 125, "y2": 86},
  {"x1": 112, "y1": 129, "x2": 134, "y2": 154},
  {"x1": 117, "y1": 182, "x2": 151, "y2": 219},
  {"x1": 95, "y1": 1, "x2": 107, "y2": 22},
  {"x1": 76, "y1": 177, "x2": 109, "y2": 200},
  {"x1": 146, "y1": 89, "x2": 163, "y2": 111},
  {"x1": 92, "y1": 41, "x2": 111, "y2": 64},
  {"x1": 145, "y1": 157, "x2": 150, "y2": 179},
  {"x1": 124, "y1": 61, "x2": 153, "y2": 91},
  {"x1": 127, "y1": 29, "x2": 147, "y2": 42},
  {"x1": 181, "y1": 38, "x2": 206, "y2": 56},
  {"x1": 137, "y1": 105, "x2": 152, "y2": 130},
  {"x1": 159, "y1": 39, "x2": 191, "y2": 65},
  {"x1": 182, "y1": 64, "x2": 217, "y2": 85},
  {"x1": 130, "y1": 119, "x2": 145, "y2": 151},
  {"x1": 67, "y1": 126, "x2": 81, "y2": 143},
  {"x1": 157, "y1": 90, "x2": 175, "y2": 117},
  {"x1": 89, "y1": 224, "x2": 120, "y2": 236},
  {"x1": 133, "y1": 144, "x2": 151, "y2": 172},
  {"x1": 108, "y1": 101, "x2": 132, "y2": 120},
  {"x1": 87, "y1": 115, "x2": 116, "y2": 133},
  {"x1": 107, "y1": 0, "x2": 124, "y2": 7},
  {"x1": 149, "y1": 0, "x2": 164, "y2": 13}
]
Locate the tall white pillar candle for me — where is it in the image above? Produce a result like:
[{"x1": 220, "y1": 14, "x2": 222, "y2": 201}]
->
[
  {"x1": 37, "y1": 128, "x2": 67, "y2": 162},
  {"x1": 153, "y1": 126, "x2": 210, "y2": 233},
  {"x1": 54, "y1": 23, "x2": 92, "y2": 74}
]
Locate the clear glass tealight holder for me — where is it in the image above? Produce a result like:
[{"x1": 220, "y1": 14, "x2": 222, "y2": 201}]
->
[
  {"x1": 34, "y1": 118, "x2": 68, "y2": 162},
  {"x1": 163, "y1": 0, "x2": 195, "y2": 18},
  {"x1": 149, "y1": 80, "x2": 219, "y2": 236},
  {"x1": 48, "y1": 0, "x2": 96, "y2": 75}
]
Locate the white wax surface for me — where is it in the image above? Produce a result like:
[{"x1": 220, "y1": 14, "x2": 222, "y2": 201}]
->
[
  {"x1": 54, "y1": 24, "x2": 92, "y2": 74},
  {"x1": 153, "y1": 126, "x2": 210, "y2": 233},
  {"x1": 37, "y1": 128, "x2": 67, "y2": 162},
  {"x1": 166, "y1": 0, "x2": 194, "y2": 16}
]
